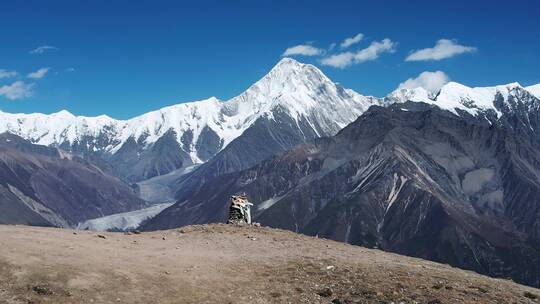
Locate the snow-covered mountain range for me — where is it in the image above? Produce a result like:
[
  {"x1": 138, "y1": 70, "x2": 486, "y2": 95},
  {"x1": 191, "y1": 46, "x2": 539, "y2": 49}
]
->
[
  {"x1": 389, "y1": 81, "x2": 540, "y2": 117},
  {"x1": 0, "y1": 58, "x2": 379, "y2": 181},
  {"x1": 0, "y1": 57, "x2": 538, "y2": 182},
  {"x1": 0, "y1": 58, "x2": 374, "y2": 161}
]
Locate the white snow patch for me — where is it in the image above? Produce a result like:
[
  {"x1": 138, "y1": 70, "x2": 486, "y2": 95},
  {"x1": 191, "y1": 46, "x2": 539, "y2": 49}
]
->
[
  {"x1": 526, "y1": 83, "x2": 540, "y2": 99},
  {"x1": 386, "y1": 173, "x2": 408, "y2": 212}
]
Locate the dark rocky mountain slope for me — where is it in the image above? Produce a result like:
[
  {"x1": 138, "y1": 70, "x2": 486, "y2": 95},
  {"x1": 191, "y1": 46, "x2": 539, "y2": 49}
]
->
[
  {"x1": 143, "y1": 94, "x2": 540, "y2": 287},
  {"x1": 0, "y1": 133, "x2": 147, "y2": 227}
]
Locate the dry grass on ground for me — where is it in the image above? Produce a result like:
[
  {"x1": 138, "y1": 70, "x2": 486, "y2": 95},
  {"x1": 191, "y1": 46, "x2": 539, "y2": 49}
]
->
[{"x1": 0, "y1": 224, "x2": 539, "y2": 303}]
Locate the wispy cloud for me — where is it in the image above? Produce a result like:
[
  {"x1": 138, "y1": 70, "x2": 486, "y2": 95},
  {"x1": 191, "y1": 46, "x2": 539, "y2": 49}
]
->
[
  {"x1": 340, "y1": 33, "x2": 364, "y2": 49},
  {"x1": 0, "y1": 81, "x2": 34, "y2": 100},
  {"x1": 398, "y1": 71, "x2": 450, "y2": 93},
  {"x1": 328, "y1": 43, "x2": 337, "y2": 51},
  {"x1": 27, "y1": 67, "x2": 50, "y2": 79},
  {"x1": 282, "y1": 44, "x2": 324, "y2": 57},
  {"x1": 0, "y1": 69, "x2": 18, "y2": 79},
  {"x1": 29, "y1": 45, "x2": 59, "y2": 55},
  {"x1": 321, "y1": 38, "x2": 396, "y2": 68},
  {"x1": 406, "y1": 39, "x2": 476, "y2": 62}
]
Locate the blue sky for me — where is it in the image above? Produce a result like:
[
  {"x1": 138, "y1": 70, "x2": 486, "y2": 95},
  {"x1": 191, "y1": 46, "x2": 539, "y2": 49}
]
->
[{"x1": 0, "y1": 0, "x2": 539, "y2": 119}]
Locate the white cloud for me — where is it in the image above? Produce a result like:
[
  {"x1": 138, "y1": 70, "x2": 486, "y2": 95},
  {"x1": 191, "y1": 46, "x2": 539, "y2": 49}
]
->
[
  {"x1": 397, "y1": 71, "x2": 450, "y2": 93},
  {"x1": 0, "y1": 69, "x2": 18, "y2": 79},
  {"x1": 355, "y1": 39, "x2": 396, "y2": 62},
  {"x1": 405, "y1": 39, "x2": 476, "y2": 62},
  {"x1": 0, "y1": 81, "x2": 34, "y2": 100},
  {"x1": 320, "y1": 52, "x2": 355, "y2": 68},
  {"x1": 27, "y1": 67, "x2": 50, "y2": 79},
  {"x1": 340, "y1": 33, "x2": 364, "y2": 49},
  {"x1": 282, "y1": 44, "x2": 324, "y2": 57},
  {"x1": 29, "y1": 45, "x2": 59, "y2": 55},
  {"x1": 321, "y1": 38, "x2": 396, "y2": 68}
]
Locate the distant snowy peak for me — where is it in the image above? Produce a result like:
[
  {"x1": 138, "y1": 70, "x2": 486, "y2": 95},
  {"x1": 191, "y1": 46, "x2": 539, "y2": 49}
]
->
[
  {"x1": 117, "y1": 96, "x2": 225, "y2": 158},
  {"x1": 0, "y1": 109, "x2": 121, "y2": 150},
  {"x1": 437, "y1": 82, "x2": 524, "y2": 116},
  {"x1": 386, "y1": 87, "x2": 434, "y2": 103},
  {"x1": 388, "y1": 81, "x2": 538, "y2": 117}
]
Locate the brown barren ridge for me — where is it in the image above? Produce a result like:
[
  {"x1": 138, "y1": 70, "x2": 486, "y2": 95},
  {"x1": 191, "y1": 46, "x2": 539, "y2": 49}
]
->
[{"x1": 0, "y1": 224, "x2": 538, "y2": 304}]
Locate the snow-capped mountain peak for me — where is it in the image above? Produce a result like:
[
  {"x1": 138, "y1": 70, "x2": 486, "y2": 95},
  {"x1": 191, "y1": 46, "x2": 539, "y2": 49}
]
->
[
  {"x1": 233, "y1": 57, "x2": 373, "y2": 126},
  {"x1": 236, "y1": 57, "x2": 332, "y2": 106}
]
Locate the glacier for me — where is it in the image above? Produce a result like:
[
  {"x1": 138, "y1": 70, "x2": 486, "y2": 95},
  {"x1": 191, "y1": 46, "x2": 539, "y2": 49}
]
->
[{"x1": 76, "y1": 203, "x2": 175, "y2": 231}]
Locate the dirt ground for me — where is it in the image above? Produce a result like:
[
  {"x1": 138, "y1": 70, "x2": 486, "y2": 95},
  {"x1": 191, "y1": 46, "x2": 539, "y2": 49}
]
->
[{"x1": 0, "y1": 224, "x2": 538, "y2": 304}]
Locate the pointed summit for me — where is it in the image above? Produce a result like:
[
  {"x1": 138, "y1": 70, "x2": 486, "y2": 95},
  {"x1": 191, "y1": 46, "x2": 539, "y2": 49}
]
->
[
  {"x1": 266, "y1": 57, "x2": 316, "y2": 76},
  {"x1": 263, "y1": 57, "x2": 319, "y2": 82},
  {"x1": 273, "y1": 57, "x2": 303, "y2": 69},
  {"x1": 243, "y1": 57, "x2": 333, "y2": 102}
]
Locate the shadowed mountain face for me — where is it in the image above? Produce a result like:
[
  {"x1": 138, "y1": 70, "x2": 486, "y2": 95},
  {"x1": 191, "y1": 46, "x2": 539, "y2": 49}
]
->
[
  {"x1": 143, "y1": 94, "x2": 540, "y2": 287},
  {"x1": 107, "y1": 129, "x2": 193, "y2": 182},
  {"x1": 167, "y1": 105, "x2": 349, "y2": 203},
  {"x1": 0, "y1": 133, "x2": 147, "y2": 227}
]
